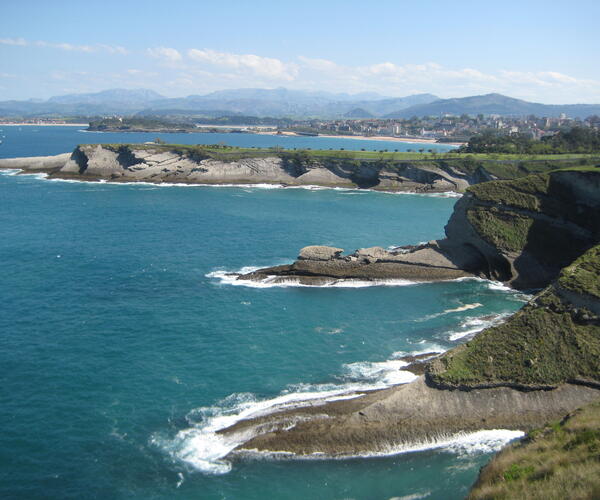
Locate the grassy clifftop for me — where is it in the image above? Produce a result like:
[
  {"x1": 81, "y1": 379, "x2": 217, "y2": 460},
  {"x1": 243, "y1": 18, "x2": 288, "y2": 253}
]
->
[
  {"x1": 469, "y1": 401, "x2": 600, "y2": 500},
  {"x1": 427, "y1": 245, "x2": 600, "y2": 389},
  {"x1": 91, "y1": 143, "x2": 600, "y2": 181}
]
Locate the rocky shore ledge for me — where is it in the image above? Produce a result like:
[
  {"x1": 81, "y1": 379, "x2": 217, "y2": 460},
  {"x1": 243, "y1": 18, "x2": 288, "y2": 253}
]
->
[
  {"x1": 237, "y1": 243, "x2": 475, "y2": 285},
  {"x1": 221, "y1": 168, "x2": 600, "y2": 460}
]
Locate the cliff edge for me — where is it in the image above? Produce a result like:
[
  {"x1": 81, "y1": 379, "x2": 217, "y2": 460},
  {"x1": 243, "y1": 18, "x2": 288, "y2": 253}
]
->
[{"x1": 241, "y1": 168, "x2": 600, "y2": 288}]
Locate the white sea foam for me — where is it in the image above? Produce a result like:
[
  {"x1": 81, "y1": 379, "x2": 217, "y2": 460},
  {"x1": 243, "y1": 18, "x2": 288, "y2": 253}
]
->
[
  {"x1": 342, "y1": 359, "x2": 417, "y2": 386},
  {"x1": 447, "y1": 313, "x2": 511, "y2": 341},
  {"x1": 239, "y1": 429, "x2": 524, "y2": 462},
  {"x1": 0, "y1": 166, "x2": 464, "y2": 197},
  {"x1": 0, "y1": 168, "x2": 22, "y2": 176},
  {"x1": 206, "y1": 267, "x2": 421, "y2": 289},
  {"x1": 153, "y1": 349, "x2": 427, "y2": 474},
  {"x1": 391, "y1": 345, "x2": 447, "y2": 358}
]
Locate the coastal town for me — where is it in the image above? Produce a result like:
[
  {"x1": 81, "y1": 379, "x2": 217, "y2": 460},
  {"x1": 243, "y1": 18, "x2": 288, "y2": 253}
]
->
[
  {"x1": 8, "y1": 111, "x2": 599, "y2": 146},
  {"x1": 282, "y1": 112, "x2": 600, "y2": 142}
]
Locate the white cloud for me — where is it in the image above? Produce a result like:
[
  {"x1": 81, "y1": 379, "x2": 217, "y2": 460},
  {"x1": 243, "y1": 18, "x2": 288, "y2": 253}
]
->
[
  {"x1": 188, "y1": 48, "x2": 298, "y2": 80},
  {"x1": 147, "y1": 46, "x2": 182, "y2": 62},
  {"x1": 0, "y1": 37, "x2": 27, "y2": 46},
  {"x1": 297, "y1": 56, "x2": 339, "y2": 72},
  {"x1": 0, "y1": 37, "x2": 128, "y2": 54}
]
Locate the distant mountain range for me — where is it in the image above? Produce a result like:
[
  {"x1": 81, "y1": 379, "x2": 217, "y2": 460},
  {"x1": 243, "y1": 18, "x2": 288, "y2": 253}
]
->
[
  {"x1": 1, "y1": 88, "x2": 599, "y2": 119},
  {"x1": 383, "y1": 93, "x2": 600, "y2": 120}
]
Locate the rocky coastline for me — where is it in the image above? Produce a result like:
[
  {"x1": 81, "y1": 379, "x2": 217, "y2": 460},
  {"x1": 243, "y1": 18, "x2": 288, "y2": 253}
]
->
[
  {"x1": 0, "y1": 144, "x2": 475, "y2": 192},
  {"x1": 219, "y1": 167, "x2": 600, "y2": 461},
  {"x1": 3, "y1": 145, "x2": 600, "y2": 469}
]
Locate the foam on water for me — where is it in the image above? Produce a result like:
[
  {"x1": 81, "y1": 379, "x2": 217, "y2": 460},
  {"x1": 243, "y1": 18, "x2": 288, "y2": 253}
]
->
[
  {"x1": 447, "y1": 313, "x2": 511, "y2": 341},
  {"x1": 237, "y1": 430, "x2": 524, "y2": 463},
  {"x1": 1, "y1": 166, "x2": 463, "y2": 198},
  {"x1": 153, "y1": 347, "x2": 434, "y2": 474},
  {"x1": 206, "y1": 267, "x2": 420, "y2": 288}
]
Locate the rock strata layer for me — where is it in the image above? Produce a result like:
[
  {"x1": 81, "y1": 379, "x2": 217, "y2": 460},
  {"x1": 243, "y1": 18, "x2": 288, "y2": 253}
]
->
[
  {"x1": 0, "y1": 144, "x2": 475, "y2": 192},
  {"x1": 237, "y1": 242, "x2": 474, "y2": 284},
  {"x1": 220, "y1": 377, "x2": 600, "y2": 457}
]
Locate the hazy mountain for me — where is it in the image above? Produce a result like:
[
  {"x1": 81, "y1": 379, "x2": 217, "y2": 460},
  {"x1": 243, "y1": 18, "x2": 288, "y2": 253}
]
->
[
  {"x1": 1, "y1": 89, "x2": 599, "y2": 119},
  {"x1": 385, "y1": 93, "x2": 600, "y2": 119},
  {"x1": 344, "y1": 108, "x2": 375, "y2": 118},
  {"x1": 47, "y1": 89, "x2": 164, "y2": 106},
  {"x1": 139, "y1": 89, "x2": 439, "y2": 118},
  {"x1": 0, "y1": 88, "x2": 165, "y2": 116}
]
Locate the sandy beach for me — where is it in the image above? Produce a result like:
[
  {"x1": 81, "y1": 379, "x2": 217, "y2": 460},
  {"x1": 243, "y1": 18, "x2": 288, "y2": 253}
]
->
[{"x1": 258, "y1": 130, "x2": 465, "y2": 146}]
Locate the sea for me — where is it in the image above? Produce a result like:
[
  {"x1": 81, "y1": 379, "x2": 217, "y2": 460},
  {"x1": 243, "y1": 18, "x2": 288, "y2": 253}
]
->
[{"x1": 0, "y1": 126, "x2": 526, "y2": 499}]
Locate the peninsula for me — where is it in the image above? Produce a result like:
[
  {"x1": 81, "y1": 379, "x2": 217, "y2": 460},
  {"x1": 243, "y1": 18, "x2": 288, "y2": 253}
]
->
[{"x1": 1, "y1": 143, "x2": 599, "y2": 193}]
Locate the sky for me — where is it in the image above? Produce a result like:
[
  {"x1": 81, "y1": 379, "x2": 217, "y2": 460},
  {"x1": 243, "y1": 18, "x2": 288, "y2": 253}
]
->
[{"x1": 1, "y1": 0, "x2": 599, "y2": 103}]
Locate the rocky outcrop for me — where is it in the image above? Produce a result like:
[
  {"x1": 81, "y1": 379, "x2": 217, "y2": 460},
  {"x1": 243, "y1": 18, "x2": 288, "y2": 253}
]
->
[
  {"x1": 218, "y1": 376, "x2": 600, "y2": 458},
  {"x1": 441, "y1": 170, "x2": 600, "y2": 288},
  {"x1": 0, "y1": 144, "x2": 476, "y2": 192},
  {"x1": 219, "y1": 246, "x2": 600, "y2": 458},
  {"x1": 238, "y1": 242, "x2": 474, "y2": 285},
  {"x1": 241, "y1": 169, "x2": 600, "y2": 288},
  {"x1": 0, "y1": 153, "x2": 72, "y2": 171}
]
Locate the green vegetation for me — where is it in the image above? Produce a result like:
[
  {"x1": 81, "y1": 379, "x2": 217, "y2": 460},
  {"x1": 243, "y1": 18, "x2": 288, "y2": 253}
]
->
[
  {"x1": 461, "y1": 127, "x2": 600, "y2": 154},
  {"x1": 466, "y1": 208, "x2": 534, "y2": 252},
  {"x1": 467, "y1": 174, "x2": 550, "y2": 211},
  {"x1": 87, "y1": 143, "x2": 600, "y2": 181},
  {"x1": 469, "y1": 401, "x2": 600, "y2": 500},
  {"x1": 428, "y1": 244, "x2": 600, "y2": 388},
  {"x1": 558, "y1": 245, "x2": 600, "y2": 301},
  {"x1": 88, "y1": 117, "x2": 197, "y2": 132}
]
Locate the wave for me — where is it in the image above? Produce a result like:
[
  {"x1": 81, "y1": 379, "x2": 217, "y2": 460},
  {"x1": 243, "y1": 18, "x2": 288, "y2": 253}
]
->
[
  {"x1": 206, "y1": 267, "x2": 421, "y2": 289},
  {"x1": 446, "y1": 313, "x2": 511, "y2": 341},
  {"x1": 241, "y1": 428, "x2": 524, "y2": 461},
  {"x1": 0, "y1": 168, "x2": 22, "y2": 176},
  {"x1": 151, "y1": 345, "x2": 439, "y2": 474},
  {"x1": 0, "y1": 167, "x2": 463, "y2": 197}
]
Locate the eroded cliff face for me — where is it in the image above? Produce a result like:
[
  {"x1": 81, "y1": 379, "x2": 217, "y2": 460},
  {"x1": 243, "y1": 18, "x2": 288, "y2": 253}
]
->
[
  {"x1": 442, "y1": 169, "x2": 600, "y2": 288},
  {"x1": 0, "y1": 144, "x2": 475, "y2": 192}
]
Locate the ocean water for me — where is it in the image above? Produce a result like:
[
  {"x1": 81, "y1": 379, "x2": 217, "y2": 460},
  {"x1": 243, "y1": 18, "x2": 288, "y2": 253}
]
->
[
  {"x1": 0, "y1": 128, "x2": 525, "y2": 499},
  {"x1": 0, "y1": 125, "x2": 455, "y2": 159}
]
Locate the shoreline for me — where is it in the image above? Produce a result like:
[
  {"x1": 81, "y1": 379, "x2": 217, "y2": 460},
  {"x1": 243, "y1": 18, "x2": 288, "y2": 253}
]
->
[
  {"x1": 256, "y1": 130, "x2": 465, "y2": 146},
  {"x1": 80, "y1": 126, "x2": 464, "y2": 146},
  {"x1": 0, "y1": 167, "x2": 462, "y2": 196}
]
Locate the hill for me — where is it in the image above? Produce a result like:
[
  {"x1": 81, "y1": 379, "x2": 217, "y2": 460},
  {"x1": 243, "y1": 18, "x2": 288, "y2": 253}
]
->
[{"x1": 386, "y1": 93, "x2": 600, "y2": 119}]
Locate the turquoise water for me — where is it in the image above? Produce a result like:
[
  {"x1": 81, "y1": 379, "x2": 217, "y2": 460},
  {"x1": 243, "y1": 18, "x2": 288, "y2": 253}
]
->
[
  {"x1": 0, "y1": 125, "x2": 454, "y2": 159},
  {"x1": 0, "y1": 128, "x2": 524, "y2": 499}
]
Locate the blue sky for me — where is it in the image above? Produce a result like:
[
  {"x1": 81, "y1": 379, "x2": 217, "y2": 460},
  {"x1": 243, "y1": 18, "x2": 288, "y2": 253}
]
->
[{"x1": 1, "y1": 0, "x2": 599, "y2": 102}]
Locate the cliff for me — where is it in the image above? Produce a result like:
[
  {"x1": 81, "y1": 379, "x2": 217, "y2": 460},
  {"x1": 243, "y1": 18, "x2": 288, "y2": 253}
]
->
[
  {"x1": 241, "y1": 168, "x2": 600, "y2": 288},
  {"x1": 0, "y1": 144, "x2": 475, "y2": 192},
  {"x1": 2, "y1": 144, "x2": 598, "y2": 194},
  {"x1": 443, "y1": 169, "x2": 600, "y2": 288}
]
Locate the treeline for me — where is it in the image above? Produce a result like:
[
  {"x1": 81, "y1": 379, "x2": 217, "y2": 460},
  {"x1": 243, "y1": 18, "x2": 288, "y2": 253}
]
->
[
  {"x1": 460, "y1": 127, "x2": 600, "y2": 154},
  {"x1": 88, "y1": 117, "x2": 195, "y2": 131}
]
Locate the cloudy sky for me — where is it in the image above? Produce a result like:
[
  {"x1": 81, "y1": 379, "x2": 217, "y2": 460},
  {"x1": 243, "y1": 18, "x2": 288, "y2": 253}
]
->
[{"x1": 1, "y1": 0, "x2": 599, "y2": 103}]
